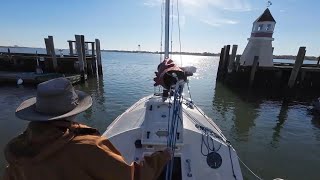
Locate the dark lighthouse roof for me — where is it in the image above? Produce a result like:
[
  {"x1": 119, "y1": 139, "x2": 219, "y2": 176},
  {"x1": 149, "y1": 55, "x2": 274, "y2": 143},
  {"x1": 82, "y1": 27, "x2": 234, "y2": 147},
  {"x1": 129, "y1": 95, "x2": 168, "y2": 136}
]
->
[{"x1": 255, "y1": 8, "x2": 276, "y2": 22}]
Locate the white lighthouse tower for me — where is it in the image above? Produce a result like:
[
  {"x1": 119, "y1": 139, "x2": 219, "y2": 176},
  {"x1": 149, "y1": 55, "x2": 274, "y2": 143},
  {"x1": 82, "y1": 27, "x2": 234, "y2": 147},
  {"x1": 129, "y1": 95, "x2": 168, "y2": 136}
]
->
[{"x1": 240, "y1": 8, "x2": 276, "y2": 67}]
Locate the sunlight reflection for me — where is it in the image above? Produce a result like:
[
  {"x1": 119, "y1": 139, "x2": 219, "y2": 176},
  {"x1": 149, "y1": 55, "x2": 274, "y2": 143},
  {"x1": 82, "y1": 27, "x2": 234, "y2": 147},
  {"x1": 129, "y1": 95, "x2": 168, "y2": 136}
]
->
[{"x1": 171, "y1": 54, "x2": 215, "y2": 80}]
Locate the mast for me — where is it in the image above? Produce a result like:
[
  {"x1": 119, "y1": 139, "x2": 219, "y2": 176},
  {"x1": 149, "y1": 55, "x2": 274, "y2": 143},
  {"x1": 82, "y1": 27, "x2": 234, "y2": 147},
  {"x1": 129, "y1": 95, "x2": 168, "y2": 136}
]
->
[{"x1": 164, "y1": 0, "x2": 170, "y2": 58}]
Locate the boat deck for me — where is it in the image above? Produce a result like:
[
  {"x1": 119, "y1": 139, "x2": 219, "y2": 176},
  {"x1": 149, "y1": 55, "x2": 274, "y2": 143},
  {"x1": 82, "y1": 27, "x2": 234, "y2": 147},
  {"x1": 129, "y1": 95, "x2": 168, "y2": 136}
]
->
[{"x1": 103, "y1": 95, "x2": 243, "y2": 180}]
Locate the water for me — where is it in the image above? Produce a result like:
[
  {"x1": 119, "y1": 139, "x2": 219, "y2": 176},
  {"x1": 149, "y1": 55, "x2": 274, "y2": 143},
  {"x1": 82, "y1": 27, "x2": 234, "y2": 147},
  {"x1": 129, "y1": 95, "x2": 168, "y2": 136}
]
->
[{"x1": 0, "y1": 52, "x2": 320, "y2": 179}]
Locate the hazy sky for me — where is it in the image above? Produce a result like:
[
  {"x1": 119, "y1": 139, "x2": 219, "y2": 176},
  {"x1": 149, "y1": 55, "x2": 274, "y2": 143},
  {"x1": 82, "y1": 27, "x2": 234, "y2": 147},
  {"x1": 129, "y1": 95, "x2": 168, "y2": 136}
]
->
[{"x1": 0, "y1": 0, "x2": 319, "y2": 56}]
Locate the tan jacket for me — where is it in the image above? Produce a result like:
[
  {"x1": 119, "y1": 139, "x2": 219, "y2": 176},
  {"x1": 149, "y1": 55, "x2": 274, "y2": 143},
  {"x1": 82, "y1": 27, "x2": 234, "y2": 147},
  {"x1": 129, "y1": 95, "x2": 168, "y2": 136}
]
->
[{"x1": 3, "y1": 120, "x2": 170, "y2": 180}]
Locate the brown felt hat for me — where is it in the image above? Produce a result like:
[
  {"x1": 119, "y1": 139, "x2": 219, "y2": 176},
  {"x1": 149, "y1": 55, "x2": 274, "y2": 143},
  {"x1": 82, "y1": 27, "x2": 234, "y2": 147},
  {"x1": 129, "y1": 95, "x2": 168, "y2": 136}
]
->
[{"x1": 16, "y1": 77, "x2": 92, "y2": 121}]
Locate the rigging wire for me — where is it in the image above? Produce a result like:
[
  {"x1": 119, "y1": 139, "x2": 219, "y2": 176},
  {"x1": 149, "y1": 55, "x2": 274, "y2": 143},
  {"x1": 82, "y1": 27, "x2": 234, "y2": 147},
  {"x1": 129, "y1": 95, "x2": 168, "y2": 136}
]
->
[
  {"x1": 156, "y1": 0, "x2": 165, "y2": 94},
  {"x1": 237, "y1": 155, "x2": 263, "y2": 180},
  {"x1": 160, "y1": 0, "x2": 165, "y2": 62},
  {"x1": 170, "y1": 0, "x2": 174, "y2": 59},
  {"x1": 166, "y1": 82, "x2": 184, "y2": 180},
  {"x1": 176, "y1": 0, "x2": 183, "y2": 66}
]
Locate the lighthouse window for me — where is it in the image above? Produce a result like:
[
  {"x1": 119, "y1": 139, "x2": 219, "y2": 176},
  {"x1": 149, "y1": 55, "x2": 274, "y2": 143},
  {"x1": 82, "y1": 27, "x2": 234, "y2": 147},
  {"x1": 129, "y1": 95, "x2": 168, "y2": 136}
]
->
[
  {"x1": 266, "y1": 24, "x2": 272, "y2": 31},
  {"x1": 258, "y1": 24, "x2": 264, "y2": 31}
]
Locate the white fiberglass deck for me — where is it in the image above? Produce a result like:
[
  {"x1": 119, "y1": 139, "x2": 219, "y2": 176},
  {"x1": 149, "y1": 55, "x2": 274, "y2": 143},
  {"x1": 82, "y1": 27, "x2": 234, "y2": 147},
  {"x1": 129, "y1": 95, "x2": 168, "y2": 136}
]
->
[{"x1": 103, "y1": 95, "x2": 243, "y2": 180}]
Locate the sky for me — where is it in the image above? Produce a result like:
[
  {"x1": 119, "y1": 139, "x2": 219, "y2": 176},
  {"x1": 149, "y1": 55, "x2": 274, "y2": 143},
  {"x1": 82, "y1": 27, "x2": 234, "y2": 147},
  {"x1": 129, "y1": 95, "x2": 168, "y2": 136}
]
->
[{"x1": 0, "y1": 0, "x2": 319, "y2": 56}]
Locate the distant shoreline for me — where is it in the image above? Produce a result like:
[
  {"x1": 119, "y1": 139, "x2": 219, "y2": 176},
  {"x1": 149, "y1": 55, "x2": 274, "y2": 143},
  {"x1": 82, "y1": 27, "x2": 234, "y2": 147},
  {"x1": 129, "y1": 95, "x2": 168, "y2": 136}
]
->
[
  {"x1": 103, "y1": 50, "x2": 319, "y2": 60},
  {"x1": 102, "y1": 50, "x2": 219, "y2": 57},
  {"x1": 1, "y1": 46, "x2": 318, "y2": 60}
]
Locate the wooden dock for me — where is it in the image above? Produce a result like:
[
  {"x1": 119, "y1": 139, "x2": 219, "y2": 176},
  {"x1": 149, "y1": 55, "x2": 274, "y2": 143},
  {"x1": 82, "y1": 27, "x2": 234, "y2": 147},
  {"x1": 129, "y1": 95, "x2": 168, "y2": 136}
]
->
[
  {"x1": 0, "y1": 35, "x2": 103, "y2": 85},
  {"x1": 0, "y1": 71, "x2": 82, "y2": 84},
  {"x1": 216, "y1": 45, "x2": 320, "y2": 91}
]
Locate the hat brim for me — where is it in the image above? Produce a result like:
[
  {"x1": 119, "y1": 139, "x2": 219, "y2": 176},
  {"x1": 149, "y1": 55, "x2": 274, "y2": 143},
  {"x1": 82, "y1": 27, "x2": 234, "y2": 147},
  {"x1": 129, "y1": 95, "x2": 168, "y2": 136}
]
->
[{"x1": 15, "y1": 90, "x2": 92, "y2": 121}]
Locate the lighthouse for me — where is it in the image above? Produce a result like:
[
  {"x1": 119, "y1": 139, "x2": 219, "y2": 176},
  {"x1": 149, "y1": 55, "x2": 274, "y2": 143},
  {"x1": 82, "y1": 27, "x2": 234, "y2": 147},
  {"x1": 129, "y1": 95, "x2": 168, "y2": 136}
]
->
[{"x1": 240, "y1": 8, "x2": 276, "y2": 67}]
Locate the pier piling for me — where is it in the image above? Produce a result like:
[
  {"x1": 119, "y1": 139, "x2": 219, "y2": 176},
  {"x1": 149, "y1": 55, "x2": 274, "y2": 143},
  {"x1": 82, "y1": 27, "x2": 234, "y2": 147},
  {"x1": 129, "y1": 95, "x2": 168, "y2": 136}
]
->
[
  {"x1": 44, "y1": 38, "x2": 50, "y2": 54},
  {"x1": 235, "y1": 55, "x2": 241, "y2": 72},
  {"x1": 7, "y1": 48, "x2": 14, "y2": 65},
  {"x1": 91, "y1": 42, "x2": 97, "y2": 75},
  {"x1": 84, "y1": 42, "x2": 93, "y2": 76},
  {"x1": 48, "y1": 36, "x2": 58, "y2": 72},
  {"x1": 75, "y1": 35, "x2": 86, "y2": 82},
  {"x1": 222, "y1": 45, "x2": 231, "y2": 70},
  {"x1": 220, "y1": 45, "x2": 231, "y2": 80},
  {"x1": 217, "y1": 47, "x2": 225, "y2": 80},
  {"x1": 95, "y1": 39, "x2": 103, "y2": 76},
  {"x1": 249, "y1": 56, "x2": 259, "y2": 87},
  {"x1": 217, "y1": 45, "x2": 231, "y2": 81},
  {"x1": 86, "y1": 58, "x2": 93, "y2": 76},
  {"x1": 218, "y1": 47, "x2": 225, "y2": 70},
  {"x1": 80, "y1": 35, "x2": 88, "y2": 76},
  {"x1": 228, "y1": 45, "x2": 238, "y2": 73},
  {"x1": 68, "y1": 41, "x2": 74, "y2": 56},
  {"x1": 288, "y1": 47, "x2": 306, "y2": 88}
]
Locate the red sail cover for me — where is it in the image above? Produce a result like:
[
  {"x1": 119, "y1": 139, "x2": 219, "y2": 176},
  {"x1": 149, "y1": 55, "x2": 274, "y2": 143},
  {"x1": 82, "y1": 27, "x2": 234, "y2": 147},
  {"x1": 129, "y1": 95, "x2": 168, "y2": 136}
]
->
[{"x1": 154, "y1": 59, "x2": 185, "y2": 89}]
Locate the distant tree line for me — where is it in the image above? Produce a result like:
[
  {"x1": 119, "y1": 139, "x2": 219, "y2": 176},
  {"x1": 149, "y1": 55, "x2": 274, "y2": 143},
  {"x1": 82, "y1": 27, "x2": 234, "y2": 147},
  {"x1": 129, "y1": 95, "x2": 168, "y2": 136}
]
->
[
  {"x1": 103, "y1": 50, "x2": 319, "y2": 60},
  {"x1": 273, "y1": 55, "x2": 318, "y2": 60}
]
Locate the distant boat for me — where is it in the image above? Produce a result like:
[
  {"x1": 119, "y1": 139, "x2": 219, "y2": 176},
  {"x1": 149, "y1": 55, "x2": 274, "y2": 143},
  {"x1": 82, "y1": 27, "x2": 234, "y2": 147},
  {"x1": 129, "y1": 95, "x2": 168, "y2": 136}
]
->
[{"x1": 102, "y1": 0, "x2": 243, "y2": 179}]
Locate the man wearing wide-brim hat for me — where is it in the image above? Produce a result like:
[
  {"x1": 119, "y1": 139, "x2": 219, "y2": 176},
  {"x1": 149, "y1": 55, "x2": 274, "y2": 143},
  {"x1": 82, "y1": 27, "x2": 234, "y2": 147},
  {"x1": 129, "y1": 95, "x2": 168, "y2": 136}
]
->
[{"x1": 3, "y1": 77, "x2": 171, "y2": 180}]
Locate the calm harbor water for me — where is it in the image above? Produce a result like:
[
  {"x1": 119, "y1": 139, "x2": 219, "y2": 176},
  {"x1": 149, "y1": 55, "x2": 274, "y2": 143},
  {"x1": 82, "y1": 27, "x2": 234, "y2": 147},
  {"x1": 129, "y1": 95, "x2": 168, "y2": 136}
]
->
[{"x1": 0, "y1": 52, "x2": 320, "y2": 179}]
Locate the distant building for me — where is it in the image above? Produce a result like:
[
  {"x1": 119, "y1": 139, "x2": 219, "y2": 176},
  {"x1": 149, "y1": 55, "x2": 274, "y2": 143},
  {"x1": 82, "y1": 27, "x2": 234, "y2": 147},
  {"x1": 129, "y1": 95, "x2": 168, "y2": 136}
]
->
[{"x1": 240, "y1": 8, "x2": 276, "y2": 67}]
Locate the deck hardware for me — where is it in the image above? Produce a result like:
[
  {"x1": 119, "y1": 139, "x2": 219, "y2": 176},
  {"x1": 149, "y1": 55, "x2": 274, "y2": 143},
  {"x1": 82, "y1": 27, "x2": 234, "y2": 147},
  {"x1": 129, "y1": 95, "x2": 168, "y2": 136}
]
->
[
  {"x1": 186, "y1": 159, "x2": 192, "y2": 177},
  {"x1": 147, "y1": 131, "x2": 150, "y2": 139},
  {"x1": 146, "y1": 145, "x2": 154, "y2": 150},
  {"x1": 134, "y1": 140, "x2": 142, "y2": 148},
  {"x1": 156, "y1": 130, "x2": 168, "y2": 137},
  {"x1": 207, "y1": 152, "x2": 222, "y2": 169}
]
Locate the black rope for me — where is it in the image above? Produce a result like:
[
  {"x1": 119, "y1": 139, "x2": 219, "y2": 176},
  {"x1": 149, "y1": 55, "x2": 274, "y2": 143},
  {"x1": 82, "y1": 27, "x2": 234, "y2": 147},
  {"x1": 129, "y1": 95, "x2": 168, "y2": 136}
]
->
[
  {"x1": 228, "y1": 144, "x2": 237, "y2": 180},
  {"x1": 200, "y1": 129, "x2": 222, "y2": 157},
  {"x1": 207, "y1": 134, "x2": 215, "y2": 151},
  {"x1": 201, "y1": 133, "x2": 210, "y2": 156},
  {"x1": 166, "y1": 86, "x2": 172, "y2": 145}
]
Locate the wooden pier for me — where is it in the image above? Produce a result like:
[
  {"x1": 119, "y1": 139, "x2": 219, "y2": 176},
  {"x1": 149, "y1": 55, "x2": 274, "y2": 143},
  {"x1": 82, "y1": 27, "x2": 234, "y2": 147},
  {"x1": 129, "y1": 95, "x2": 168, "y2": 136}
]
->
[
  {"x1": 216, "y1": 45, "x2": 320, "y2": 91},
  {"x1": 0, "y1": 35, "x2": 103, "y2": 85},
  {"x1": 0, "y1": 71, "x2": 82, "y2": 85}
]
